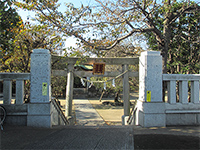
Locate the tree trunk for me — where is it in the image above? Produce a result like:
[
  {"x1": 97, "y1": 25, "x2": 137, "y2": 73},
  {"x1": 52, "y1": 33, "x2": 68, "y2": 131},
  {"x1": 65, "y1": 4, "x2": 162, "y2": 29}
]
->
[
  {"x1": 162, "y1": 0, "x2": 172, "y2": 101},
  {"x1": 162, "y1": 0, "x2": 172, "y2": 74}
]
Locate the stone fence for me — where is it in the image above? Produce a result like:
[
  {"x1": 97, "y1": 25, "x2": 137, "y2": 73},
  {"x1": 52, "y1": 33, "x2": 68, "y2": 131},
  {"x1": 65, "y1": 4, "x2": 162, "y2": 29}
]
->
[
  {"x1": 0, "y1": 49, "x2": 68, "y2": 127},
  {"x1": 0, "y1": 73, "x2": 30, "y2": 104},
  {"x1": 163, "y1": 74, "x2": 200, "y2": 125},
  {"x1": 0, "y1": 73, "x2": 30, "y2": 125},
  {"x1": 134, "y1": 51, "x2": 200, "y2": 127}
]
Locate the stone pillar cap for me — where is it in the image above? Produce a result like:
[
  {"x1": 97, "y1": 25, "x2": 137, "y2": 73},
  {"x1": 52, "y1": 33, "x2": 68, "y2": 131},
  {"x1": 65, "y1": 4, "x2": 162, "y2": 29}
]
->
[{"x1": 32, "y1": 49, "x2": 50, "y2": 54}]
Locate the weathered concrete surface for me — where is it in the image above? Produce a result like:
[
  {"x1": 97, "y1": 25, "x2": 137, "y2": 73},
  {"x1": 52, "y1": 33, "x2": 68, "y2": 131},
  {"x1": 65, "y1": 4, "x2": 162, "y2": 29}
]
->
[
  {"x1": 1, "y1": 125, "x2": 199, "y2": 150},
  {"x1": 1, "y1": 125, "x2": 135, "y2": 150},
  {"x1": 89, "y1": 99, "x2": 124, "y2": 125},
  {"x1": 74, "y1": 99, "x2": 107, "y2": 126},
  {"x1": 136, "y1": 51, "x2": 166, "y2": 127},
  {"x1": 1, "y1": 95, "x2": 200, "y2": 150},
  {"x1": 28, "y1": 49, "x2": 52, "y2": 128}
]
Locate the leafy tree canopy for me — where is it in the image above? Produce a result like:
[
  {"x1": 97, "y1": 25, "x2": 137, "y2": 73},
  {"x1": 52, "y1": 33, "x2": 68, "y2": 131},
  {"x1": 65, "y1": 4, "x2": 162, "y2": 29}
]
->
[
  {"x1": 14, "y1": 0, "x2": 200, "y2": 73},
  {"x1": 144, "y1": 1, "x2": 200, "y2": 74},
  {"x1": 0, "y1": 0, "x2": 22, "y2": 55},
  {"x1": 1, "y1": 21, "x2": 66, "y2": 72}
]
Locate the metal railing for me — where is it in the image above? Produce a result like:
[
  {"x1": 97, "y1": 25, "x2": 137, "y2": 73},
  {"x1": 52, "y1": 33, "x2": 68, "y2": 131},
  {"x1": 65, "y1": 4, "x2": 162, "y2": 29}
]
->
[
  {"x1": 127, "y1": 104, "x2": 137, "y2": 125},
  {"x1": 51, "y1": 98, "x2": 69, "y2": 125}
]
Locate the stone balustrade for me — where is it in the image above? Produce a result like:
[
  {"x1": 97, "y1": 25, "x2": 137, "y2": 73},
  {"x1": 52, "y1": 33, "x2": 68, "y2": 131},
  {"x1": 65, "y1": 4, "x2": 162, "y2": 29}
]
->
[
  {"x1": 163, "y1": 74, "x2": 200, "y2": 104},
  {"x1": 163, "y1": 74, "x2": 200, "y2": 126},
  {"x1": 134, "y1": 51, "x2": 200, "y2": 127},
  {"x1": 0, "y1": 50, "x2": 67, "y2": 127},
  {"x1": 0, "y1": 73, "x2": 30, "y2": 105}
]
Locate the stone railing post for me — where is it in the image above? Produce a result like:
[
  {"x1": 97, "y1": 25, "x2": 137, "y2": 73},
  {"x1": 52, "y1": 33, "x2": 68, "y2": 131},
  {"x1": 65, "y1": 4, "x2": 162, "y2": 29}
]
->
[
  {"x1": 167, "y1": 81, "x2": 176, "y2": 104},
  {"x1": 179, "y1": 81, "x2": 188, "y2": 104},
  {"x1": 27, "y1": 49, "x2": 52, "y2": 128},
  {"x1": 16, "y1": 79, "x2": 24, "y2": 104},
  {"x1": 191, "y1": 80, "x2": 199, "y2": 103},
  {"x1": 3, "y1": 79, "x2": 12, "y2": 104},
  {"x1": 135, "y1": 51, "x2": 166, "y2": 127}
]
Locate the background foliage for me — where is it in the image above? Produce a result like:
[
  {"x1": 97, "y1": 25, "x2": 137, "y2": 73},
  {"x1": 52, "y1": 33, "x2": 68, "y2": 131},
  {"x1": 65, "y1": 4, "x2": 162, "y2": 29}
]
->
[{"x1": 0, "y1": 0, "x2": 199, "y2": 99}]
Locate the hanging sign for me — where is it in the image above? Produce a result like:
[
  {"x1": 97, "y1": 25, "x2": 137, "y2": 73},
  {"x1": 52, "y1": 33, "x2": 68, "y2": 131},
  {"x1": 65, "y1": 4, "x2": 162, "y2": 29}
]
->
[{"x1": 93, "y1": 63, "x2": 105, "y2": 75}]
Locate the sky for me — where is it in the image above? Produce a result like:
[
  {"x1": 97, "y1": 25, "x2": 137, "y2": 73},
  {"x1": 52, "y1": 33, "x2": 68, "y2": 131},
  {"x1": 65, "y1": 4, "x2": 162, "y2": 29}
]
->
[
  {"x1": 17, "y1": 0, "x2": 92, "y2": 21},
  {"x1": 16, "y1": 0, "x2": 93, "y2": 49},
  {"x1": 16, "y1": 0, "x2": 199, "y2": 51},
  {"x1": 16, "y1": 0, "x2": 147, "y2": 51}
]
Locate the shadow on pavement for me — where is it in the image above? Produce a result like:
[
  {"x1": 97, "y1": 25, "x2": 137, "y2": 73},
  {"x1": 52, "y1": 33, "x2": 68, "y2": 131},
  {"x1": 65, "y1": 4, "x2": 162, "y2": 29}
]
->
[
  {"x1": 1, "y1": 125, "x2": 199, "y2": 150},
  {"x1": 134, "y1": 134, "x2": 199, "y2": 150}
]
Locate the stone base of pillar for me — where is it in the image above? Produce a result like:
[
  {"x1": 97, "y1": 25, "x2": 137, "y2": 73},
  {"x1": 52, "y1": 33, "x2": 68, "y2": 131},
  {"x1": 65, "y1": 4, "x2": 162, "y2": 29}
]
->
[
  {"x1": 122, "y1": 115, "x2": 130, "y2": 125},
  {"x1": 27, "y1": 103, "x2": 52, "y2": 128},
  {"x1": 135, "y1": 100, "x2": 166, "y2": 127}
]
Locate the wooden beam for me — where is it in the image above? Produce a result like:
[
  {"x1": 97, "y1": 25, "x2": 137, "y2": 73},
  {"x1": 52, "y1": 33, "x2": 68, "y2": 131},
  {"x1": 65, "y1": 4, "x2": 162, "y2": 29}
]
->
[
  {"x1": 52, "y1": 56, "x2": 139, "y2": 65},
  {"x1": 52, "y1": 70, "x2": 67, "y2": 76},
  {"x1": 52, "y1": 70, "x2": 139, "y2": 78},
  {"x1": 122, "y1": 64, "x2": 130, "y2": 116},
  {"x1": 65, "y1": 64, "x2": 74, "y2": 118}
]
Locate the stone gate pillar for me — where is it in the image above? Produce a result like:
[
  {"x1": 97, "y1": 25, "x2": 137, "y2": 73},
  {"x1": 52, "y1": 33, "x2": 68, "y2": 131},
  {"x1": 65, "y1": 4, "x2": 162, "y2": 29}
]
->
[
  {"x1": 27, "y1": 49, "x2": 52, "y2": 127},
  {"x1": 135, "y1": 51, "x2": 166, "y2": 127}
]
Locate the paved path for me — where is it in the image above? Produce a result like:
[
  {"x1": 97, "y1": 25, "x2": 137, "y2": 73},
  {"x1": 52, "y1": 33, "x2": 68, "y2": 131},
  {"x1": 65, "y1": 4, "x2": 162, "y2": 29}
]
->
[
  {"x1": 1, "y1": 98, "x2": 199, "y2": 149},
  {"x1": 1, "y1": 125, "x2": 199, "y2": 150},
  {"x1": 73, "y1": 99, "x2": 108, "y2": 126},
  {"x1": 1, "y1": 125, "x2": 135, "y2": 150}
]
